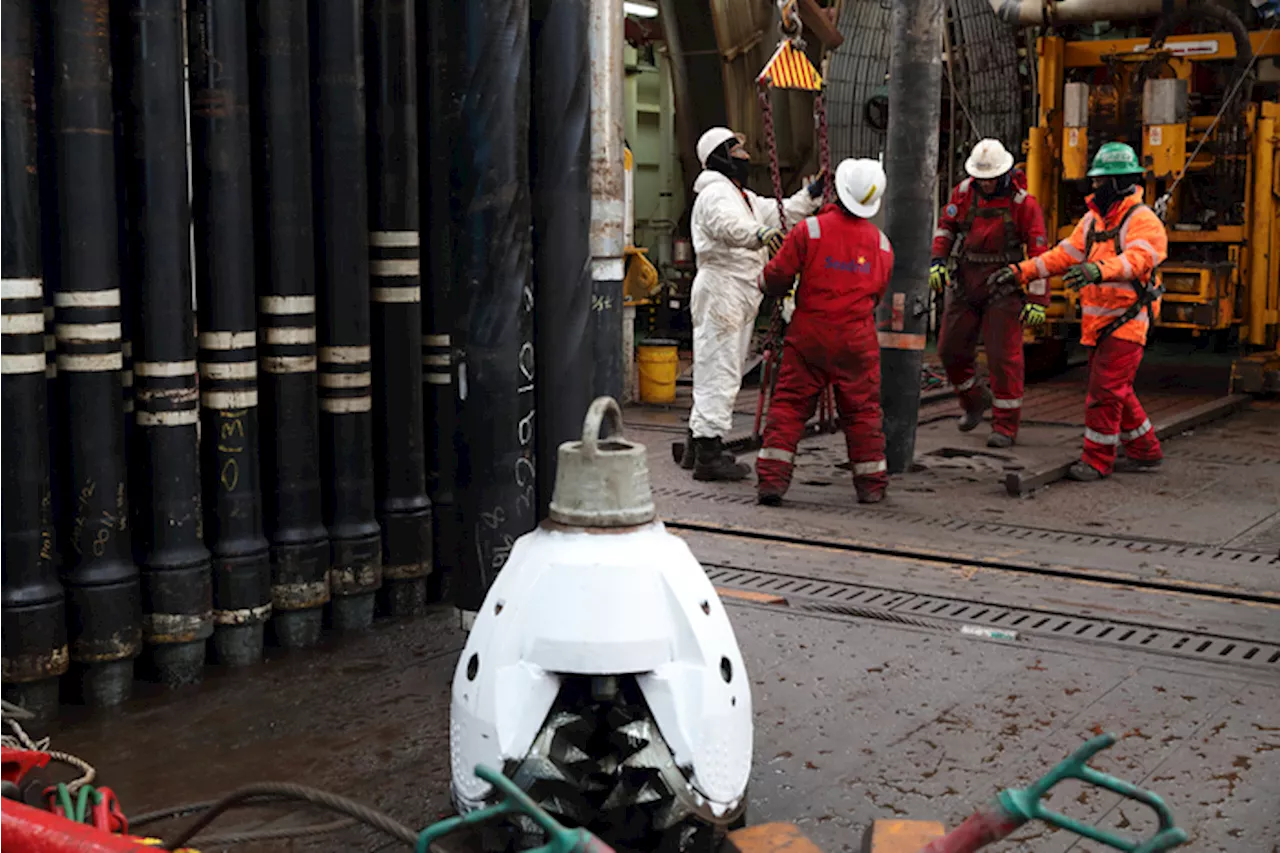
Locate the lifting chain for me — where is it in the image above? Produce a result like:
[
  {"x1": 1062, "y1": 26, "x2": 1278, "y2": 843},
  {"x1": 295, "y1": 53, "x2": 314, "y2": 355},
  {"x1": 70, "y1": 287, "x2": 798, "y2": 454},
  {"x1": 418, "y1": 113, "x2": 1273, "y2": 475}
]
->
[
  {"x1": 814, "y1": 91, "x2": 833, "y2": 205},
  {"x1": 756, "y1": 84, "x2": 788, "y2": 374}
]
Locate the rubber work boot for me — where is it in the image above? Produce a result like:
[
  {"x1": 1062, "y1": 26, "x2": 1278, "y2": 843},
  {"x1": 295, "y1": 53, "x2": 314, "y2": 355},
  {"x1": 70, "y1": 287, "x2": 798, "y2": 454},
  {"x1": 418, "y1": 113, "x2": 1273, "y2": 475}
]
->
[
  {"x1": 958, "y1": 387, "x2": 993, "y2": 432},
  {"x1": 1114, "y1": 456, "x2": 1162, "y2": 474},
  {"x1": 757, "y1": 492, "x2": 783, "y2": 506},
  {"x1": 1066, "y1": 461, "x2": 1105, "y2": 482},
  {"x1": 986, "y1": 432, "x2": 1014, "y2": 449},
  {"x1": 692, "y1": 437, "x2": 751, "y2": 482},
  {"x1": 856, "y1": 487, "x2": 885, "y2": 504},
  {"x1": 680, "y1": 430, "x2": 696, "y2": 470}
]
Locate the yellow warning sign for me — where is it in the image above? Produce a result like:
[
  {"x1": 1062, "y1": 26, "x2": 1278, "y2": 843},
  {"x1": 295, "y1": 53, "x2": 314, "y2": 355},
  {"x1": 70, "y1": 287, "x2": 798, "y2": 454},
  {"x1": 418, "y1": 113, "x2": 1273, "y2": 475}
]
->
[{"x1": 756, "y1": 41, "x2": 822, "y2": 91}]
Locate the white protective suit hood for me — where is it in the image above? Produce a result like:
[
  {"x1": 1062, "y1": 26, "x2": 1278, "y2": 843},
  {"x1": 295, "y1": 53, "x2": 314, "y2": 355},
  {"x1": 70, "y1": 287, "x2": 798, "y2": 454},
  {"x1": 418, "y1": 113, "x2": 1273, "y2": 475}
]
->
[{"x1": 687, "y1": 170, "x2": 820, "y2": 439}]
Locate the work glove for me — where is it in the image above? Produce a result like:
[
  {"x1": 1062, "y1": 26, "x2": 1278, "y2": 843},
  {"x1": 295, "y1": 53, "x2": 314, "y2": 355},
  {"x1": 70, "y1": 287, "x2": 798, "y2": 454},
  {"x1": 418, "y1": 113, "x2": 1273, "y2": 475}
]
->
[
  {"x1": 782, "y1": 283, "x2": 797, "y2": 324},
  {"x1": 1020, "y1": 303, "x2": 1047, "y2": 327},
  {"x1": 928, "y1": 260, "x2": 950, "y2": 294},
  {"x1": 1062, "y1": 261, "x2": 1102, "y2": 290},
  {"x1": 986, "y1": 265, "x2": 1019, "y2": 290},
  {"x1": 757, "y1": 226, "x2": 784, "y2": 257},
  {"x1": 804, "y1": 168, "x2": 828, "y2": 200}
]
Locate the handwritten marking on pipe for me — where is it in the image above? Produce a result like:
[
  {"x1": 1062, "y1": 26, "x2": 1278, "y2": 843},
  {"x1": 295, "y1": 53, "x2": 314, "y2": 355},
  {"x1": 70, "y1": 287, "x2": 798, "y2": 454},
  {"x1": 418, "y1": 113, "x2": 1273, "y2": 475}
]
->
[
  {"x1": 136, "y1": 409, "x2": 200, "y2": 427},
  {"x1": 54, "y1": 288, "x2": 120, "y2": 308}
]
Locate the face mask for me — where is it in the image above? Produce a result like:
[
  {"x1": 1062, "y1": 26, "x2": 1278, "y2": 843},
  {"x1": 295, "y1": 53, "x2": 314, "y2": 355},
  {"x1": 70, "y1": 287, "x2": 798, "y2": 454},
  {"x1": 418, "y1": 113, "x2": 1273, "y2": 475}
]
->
[
  {"x1": 707, "y1": 147, "x2": 749, "y2": 185},
  {"x1": 1092, "y1": 179, "x2": 1122, "y2": 214}
]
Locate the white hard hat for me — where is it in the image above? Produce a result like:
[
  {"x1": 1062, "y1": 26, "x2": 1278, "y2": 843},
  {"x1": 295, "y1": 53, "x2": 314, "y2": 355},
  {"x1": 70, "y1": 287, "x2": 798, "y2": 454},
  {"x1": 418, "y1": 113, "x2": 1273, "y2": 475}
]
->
[
  {"x1": 965, "y1": 138, "x2": 1015, "y2": 180},
  {"x1": 696, "y1": 127, "x2": 745, "y2": 168},
  {"x1": 834, "y1": 158, "x2": 886, "y2": 218}
]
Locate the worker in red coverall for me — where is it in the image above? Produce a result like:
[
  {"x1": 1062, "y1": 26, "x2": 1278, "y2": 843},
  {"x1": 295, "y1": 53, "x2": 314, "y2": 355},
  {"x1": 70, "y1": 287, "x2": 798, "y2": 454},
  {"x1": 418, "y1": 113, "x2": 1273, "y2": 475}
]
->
[
  {"x1": 930, "y1": 138, "x2": 1050, "y2": 448},
  {"x1": 755, "y1": 158, "x2": 893, "y2": 506}
]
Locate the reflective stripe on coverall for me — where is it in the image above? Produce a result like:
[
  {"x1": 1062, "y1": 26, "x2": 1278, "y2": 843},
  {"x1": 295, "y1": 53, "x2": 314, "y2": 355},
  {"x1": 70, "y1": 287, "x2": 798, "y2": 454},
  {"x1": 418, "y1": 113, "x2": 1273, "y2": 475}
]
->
[
  {"x1": 932, "y1": 176, "x2": 1049, "y2": 437},
  {"x1": 756, "y1": 205, "x2": 894, "y2": 499},
  {"x1": 689, "y1": 169, "x2": 821, "y2": 440},
  {"x1": 1015, "y1": 186, "x2": 1167, "y2": 473}
]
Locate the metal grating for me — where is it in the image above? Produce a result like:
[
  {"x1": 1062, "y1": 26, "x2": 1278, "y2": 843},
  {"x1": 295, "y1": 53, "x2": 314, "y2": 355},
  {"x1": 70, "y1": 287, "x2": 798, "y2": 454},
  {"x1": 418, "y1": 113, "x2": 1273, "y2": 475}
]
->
[
  {"x1": 653, "y1": 486, "x2": 1280, "y2": 563},
  {"x1": 705, "y1": 565, "x2": 1280, "y2": 671}
]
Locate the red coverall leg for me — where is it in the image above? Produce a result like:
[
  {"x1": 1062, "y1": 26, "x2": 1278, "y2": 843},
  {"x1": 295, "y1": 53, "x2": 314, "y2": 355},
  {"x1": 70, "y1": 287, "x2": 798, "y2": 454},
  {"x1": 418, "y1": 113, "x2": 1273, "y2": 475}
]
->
[
  {"x1": 938, "y1": 266, "x2": 1024, "y2": 436},
  {"x1": 1081, "y1": 336, "x2": 1163, "y2": 475},
  {"x1": 757, "y1": 328, "x2": 887, "y2": 501}
]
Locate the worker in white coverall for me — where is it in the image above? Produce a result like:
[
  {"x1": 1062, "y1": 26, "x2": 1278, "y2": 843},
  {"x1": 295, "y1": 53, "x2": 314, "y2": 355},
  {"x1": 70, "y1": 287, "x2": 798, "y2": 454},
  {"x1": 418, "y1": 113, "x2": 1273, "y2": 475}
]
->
[{"x1": 682, "y1": 126, "x2": 825, "y2": 481}]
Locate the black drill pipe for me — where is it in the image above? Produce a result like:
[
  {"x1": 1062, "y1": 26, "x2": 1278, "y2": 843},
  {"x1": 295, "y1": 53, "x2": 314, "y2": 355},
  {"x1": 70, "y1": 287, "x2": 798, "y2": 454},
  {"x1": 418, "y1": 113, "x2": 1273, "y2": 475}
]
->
[
  {"x1": 418, "y1": 0, "x2": 459, "y2": 604},
  {"x1": 310, "y1": 0, "x2": 382, "y2": 631},
  {"x1": 878, "y1": 0, "x2": 942, "y2": 473},
  {"x1": 366, "y1": 0, "x2": 431, "y2": 615},
  {"x1": 46, "y1": 0, "x2": 143, "y2": 707},
  {"x1": 120, "y1": 0, "x2": 213, "y2": 688},
  {"x1": 251, "y1": 0, "x2": 330, "y2": 648},
  {"x1": 443, "y1": 0, "x2": 536, "y2": 613},
  {"x1": 188, "y1": 0, "x2": 272, "y2": 667},
  {"x1": 2, "y1": 0, "x2": 67, "y2": 722},
  {"x1": 530, "y1": 0, "x2": 592, "y2": 520}
]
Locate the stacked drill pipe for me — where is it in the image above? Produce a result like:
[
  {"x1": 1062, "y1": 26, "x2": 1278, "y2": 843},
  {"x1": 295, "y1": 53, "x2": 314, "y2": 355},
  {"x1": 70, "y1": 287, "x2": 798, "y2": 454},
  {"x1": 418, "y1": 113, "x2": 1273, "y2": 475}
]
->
[
  {"x1": 2, "y1": 0, "x2": 67, "y2": 721},
  {"x1": 188, "y1": 0, "x2": 272, "y2": 665},
  {"x1": 119, "y1": 0, "x2": 214, "y2": 687},
  {"x1": 441, "y1": 0, "x2": 536, "y2": 615},
  {"x1": 419, "y1": 0, "x2": 460, "y2": 603},
  {"x1": 310, "y1": 0, "x2": 383, "y2": 631},
  {"x1": 45, "y1": 0, "x2": 143, "y2": 706},
  {"x1": 879, "y1": 0, "x2": 943, "y2": 472},
  {"x1": 530, "y1": 0, "x2": 593, "y2": 519},
  {"x1": 251, "y1": 0, "x2": 331, "y2": 647},
  {"x1": 366, "y1": 0, "x2": 432, "y2": 614}
]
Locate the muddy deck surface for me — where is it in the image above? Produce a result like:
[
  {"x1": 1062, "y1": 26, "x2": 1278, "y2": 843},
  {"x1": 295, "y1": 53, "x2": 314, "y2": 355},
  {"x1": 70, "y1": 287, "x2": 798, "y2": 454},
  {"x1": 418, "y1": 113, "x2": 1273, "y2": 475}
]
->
[{"x1": 24, "y1": 350, "x2": 1280, "y2": 853}]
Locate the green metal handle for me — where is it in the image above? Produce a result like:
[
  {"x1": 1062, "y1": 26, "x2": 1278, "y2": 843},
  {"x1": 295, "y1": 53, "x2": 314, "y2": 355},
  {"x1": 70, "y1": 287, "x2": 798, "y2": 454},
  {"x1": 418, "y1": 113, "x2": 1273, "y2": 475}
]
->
[
  {"x1": 416, "y1": 765, "x2": 611, "y2": 853},
  {"x1": 996, "y1": 733, "x2": 1188, "y2": 853}
]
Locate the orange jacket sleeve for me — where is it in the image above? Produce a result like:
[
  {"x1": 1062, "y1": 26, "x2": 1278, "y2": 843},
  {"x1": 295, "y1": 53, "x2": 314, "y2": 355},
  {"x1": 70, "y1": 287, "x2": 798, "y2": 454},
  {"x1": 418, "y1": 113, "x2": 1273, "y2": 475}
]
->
[{"x1": 1096, "y1": 208, "x2": 1168, "y2": 283}]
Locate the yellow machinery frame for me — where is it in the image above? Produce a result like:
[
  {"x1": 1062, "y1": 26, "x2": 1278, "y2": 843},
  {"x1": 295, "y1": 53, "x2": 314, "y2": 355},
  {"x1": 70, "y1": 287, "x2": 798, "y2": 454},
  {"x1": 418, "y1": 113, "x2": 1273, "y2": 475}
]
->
[{"x1": 1022, "y1": 30, "x2": 1280, "y2": 351}]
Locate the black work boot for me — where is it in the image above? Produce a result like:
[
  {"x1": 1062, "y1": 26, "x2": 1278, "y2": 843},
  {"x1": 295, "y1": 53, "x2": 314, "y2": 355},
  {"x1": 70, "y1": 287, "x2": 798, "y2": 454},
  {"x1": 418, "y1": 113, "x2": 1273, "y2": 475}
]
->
[
  {"x1": 987, "y1": 432, "x2": 1014, "y2": 449},
  {"x1": 680, "y1": 430, "x2": 696, "y2": 470},
  {"x1": 1114, "y1": 456, "x2": 1162, "y2": 473},
  {"x1": 958, "y1": 387, "x2": 993, "y2": 432},
  {"x1": 692, "y1": 437, "x2": 750, "y2": 482},
  {"x1": 1066, "y1": 461, "x2": 1105, "y2": 482}
]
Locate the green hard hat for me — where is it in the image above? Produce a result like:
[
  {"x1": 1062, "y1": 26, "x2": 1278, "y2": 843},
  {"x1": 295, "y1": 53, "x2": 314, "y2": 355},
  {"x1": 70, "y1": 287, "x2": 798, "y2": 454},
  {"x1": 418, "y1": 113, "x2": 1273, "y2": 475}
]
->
[{"x1": 1087, "y1": 142, "x2": 1144, "y2": 177}]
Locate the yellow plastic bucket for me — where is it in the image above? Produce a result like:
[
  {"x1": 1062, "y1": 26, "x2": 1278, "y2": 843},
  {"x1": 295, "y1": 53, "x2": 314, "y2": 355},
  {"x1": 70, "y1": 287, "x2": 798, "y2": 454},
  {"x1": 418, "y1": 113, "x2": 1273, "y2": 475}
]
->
[{"x1": 637, "y1": 339, "x2": 679, "y2": 404}]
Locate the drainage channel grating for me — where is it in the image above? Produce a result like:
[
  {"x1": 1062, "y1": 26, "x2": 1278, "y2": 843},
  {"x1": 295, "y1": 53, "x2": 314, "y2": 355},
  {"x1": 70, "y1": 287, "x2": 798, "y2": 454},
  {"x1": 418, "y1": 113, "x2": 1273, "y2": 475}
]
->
[
  {"x1": 656, "y1": 486, "x2": 1280, "y2": 562},
  {"x1": 705, "y1": 566, "x2": 1280, "y2": 670}
]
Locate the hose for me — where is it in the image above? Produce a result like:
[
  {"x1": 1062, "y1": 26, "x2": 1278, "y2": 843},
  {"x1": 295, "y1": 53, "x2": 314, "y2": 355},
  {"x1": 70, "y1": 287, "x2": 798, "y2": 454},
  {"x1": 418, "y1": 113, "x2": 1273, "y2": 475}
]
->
[{"x1": 160, "y1": 782, "x2": 419, "y2": 849}]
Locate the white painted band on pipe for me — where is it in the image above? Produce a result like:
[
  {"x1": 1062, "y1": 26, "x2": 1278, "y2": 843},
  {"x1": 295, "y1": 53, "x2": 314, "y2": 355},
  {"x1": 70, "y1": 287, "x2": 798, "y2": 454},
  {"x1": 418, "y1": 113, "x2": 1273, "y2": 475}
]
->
[
  {"x1": 422, "y1": 333, "x2": 450, "y2": 346},
  {"x1": 591, "y1": 257, "x2": 626, "y2": 280},
  {"x1": 372, "y1": 286, "x2": 421, "y2": 303},
  {"x1": 56, "y1": 352, "x2": 124, "y2": 372},
  {"x1": 261, "y1": 355, "x2": 317, "y2": 373},
  {"x1": 1, "y1": 353, "x2": 49, "y2": 374},
  {"x1": 370, "y1": 258, "x2": 420, "y2": 277},
  {"x1": 54, "y1": 289, "x2": 120, "y2": 308},
  {"x1": 320, "y1": 396, "x2": 373, "y2": 413},
  {"x1": 1, "y1": 278, "x2": 43, "y2": 299},
  {"x1": 135, "y1": 386, "x2": 199, "y2": 404},
  {"x1": 55, "y1": 322, "x2": 122, "y2": 342},
  {"x1": 136, "y1": 409, "x2": 201, "y2": 426},
  {"x1": 261, "y1": 326, "x2": 316, "y2": 345},
  {"x1": 200, "y1": 331, "x2": 256, "y2": 350},
  {"x1": 202, "y1": 389, "x2": 259, "y2": 409},
  {"x1": 369, "y1": 230, "x2": 420, "y2": 248},
  {"x1": 213, "y1": 603, "x2": 273, "y2": 625},
  {"x1": 134, "y1": 359, "x2": 197, "y2": 377},
  {"x1": 423, "y1": 354, "x2": 450, "y2": 367},
  {"x1": 259, "y1": 295, "x2": 316, "y2": 315},
  {"x1": 425, "y1": 374, "x2": 451, "y2": 385},
  {"x1": 1, "y1": 313, "x2": 45, "y2": 334},
  {"x1": 319, "y1": 371, "x2": 371, "y2": 389},
  {"x1": 319, "y1": 345, "x2": 371, "y2": 363},
  {"x1": 200, "y1": 361, "x2": 257, "y2": 380}
]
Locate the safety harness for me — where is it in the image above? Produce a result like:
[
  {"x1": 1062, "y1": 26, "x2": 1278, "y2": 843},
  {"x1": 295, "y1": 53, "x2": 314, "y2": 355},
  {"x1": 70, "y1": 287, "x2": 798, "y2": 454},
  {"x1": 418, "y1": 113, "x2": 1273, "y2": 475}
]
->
[
  {"x1": 1081, "y1": 204, "x2": 1164, "y2": 344},
  {"x1": 956, "y1": 196, "x2": 1025, "y2": 266}
]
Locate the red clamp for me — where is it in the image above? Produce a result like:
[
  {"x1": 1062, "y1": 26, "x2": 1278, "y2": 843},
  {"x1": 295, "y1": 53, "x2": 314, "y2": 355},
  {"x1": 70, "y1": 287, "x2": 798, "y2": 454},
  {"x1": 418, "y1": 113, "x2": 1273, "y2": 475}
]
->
[
  {"x1": 2, "y1": 746, "x2": 52, "y2": 786},
  {"x1": 91, "y1": 786, "x2": 130, "y2": 834}
]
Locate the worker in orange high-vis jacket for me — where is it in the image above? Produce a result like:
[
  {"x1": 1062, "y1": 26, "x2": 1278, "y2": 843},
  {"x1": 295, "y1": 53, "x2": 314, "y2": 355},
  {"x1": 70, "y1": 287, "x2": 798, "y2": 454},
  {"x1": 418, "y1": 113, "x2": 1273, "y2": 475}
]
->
[{"x1": 988, "y1": 142, "x2": 1166, "y2": 481}]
